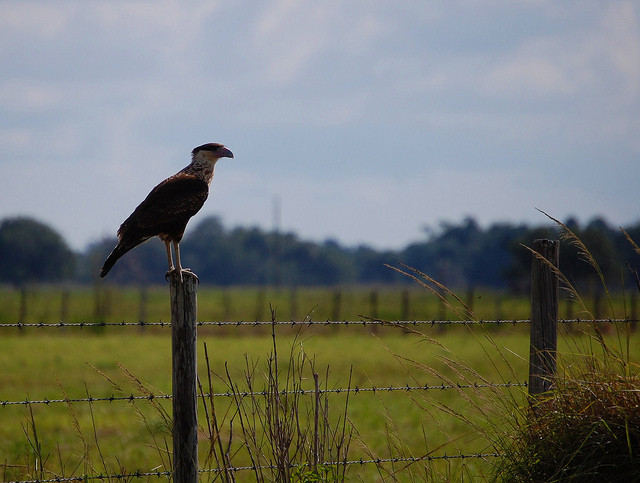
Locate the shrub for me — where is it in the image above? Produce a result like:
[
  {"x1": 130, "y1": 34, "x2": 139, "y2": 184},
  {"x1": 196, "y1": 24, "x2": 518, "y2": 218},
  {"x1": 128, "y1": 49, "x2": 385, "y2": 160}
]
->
[{"x1": 494, "y1": 372, "x2": 640, "y2": 482}]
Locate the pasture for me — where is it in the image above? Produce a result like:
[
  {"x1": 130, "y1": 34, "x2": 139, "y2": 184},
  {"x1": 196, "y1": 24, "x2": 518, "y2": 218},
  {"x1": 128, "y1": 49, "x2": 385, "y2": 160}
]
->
[
  {"x1": 2, "y1": 283, "x2": 629, "y2": 325},
  {"x1": 0, "y1": 284, "x2": 637, "y2": 481}
]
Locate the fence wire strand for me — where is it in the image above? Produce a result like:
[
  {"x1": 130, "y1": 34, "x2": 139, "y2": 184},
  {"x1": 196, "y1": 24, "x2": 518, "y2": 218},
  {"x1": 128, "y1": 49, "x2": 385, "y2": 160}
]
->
[
  {"x1": 0, "y1": 318, "x2": 635, "y2": 329},
  {"x1": 6, "y1": 452, "x2": 501, "y2": 482},
  {"x1": 1, "y1": 381, "x2": 527, "y2": 408}
]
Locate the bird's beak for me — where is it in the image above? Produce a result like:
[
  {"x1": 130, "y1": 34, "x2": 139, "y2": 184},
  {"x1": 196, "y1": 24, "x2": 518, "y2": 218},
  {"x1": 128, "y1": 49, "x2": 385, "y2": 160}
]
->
[{"x1": 221, "y1": 147, "x2": 234, "y2": 159}]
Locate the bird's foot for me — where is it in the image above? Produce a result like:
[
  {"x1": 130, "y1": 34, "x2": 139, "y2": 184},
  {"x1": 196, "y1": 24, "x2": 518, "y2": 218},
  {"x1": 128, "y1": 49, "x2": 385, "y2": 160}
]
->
[
  {"x1": 165, "y1": 267, "x2": 180, "y2": 282},
  {"x1": 165, "y1": 268, "x2": 199, "y2": 284},
  {"x1": 180, "y1": 268, "x2": 199, "y2": 283}
]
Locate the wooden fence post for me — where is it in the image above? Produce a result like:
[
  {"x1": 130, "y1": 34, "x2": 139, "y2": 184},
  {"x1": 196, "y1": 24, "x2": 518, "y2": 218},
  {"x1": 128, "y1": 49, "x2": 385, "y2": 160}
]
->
[
  {"x1": 170, "y1": 272, "x2": 199, "y2": 482},
  {"x1": 528, "y1": 239, "x2": 559, "y2": 396}
]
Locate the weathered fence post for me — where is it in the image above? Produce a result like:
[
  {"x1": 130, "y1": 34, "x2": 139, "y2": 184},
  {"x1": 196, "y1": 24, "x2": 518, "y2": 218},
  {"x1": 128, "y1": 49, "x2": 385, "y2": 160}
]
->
[
  {"x1": 528, "y1": 239, "x2": 559, "y2": 396},
  {"x1": 169, "y1": 272, "x2": 199, "y2": 482}
]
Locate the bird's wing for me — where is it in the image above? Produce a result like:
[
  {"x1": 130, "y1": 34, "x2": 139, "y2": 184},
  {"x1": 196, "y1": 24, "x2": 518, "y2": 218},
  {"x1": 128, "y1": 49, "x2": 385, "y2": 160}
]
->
[{"x1": 118, "y1": 174, "x2": 209, "y2": 237}]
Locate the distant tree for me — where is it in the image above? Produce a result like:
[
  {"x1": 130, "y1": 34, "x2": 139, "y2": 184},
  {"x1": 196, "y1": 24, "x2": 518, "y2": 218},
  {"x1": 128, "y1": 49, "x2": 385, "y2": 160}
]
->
[
  {"x1": 0, "y1": 217, "x2": 75, "y2": 284},
  {"x1": 182, "y1": 217, "x2": 359, "y2": 286},
  {"x1": 402, "y1": 217, "x2": 507, "y2": 288},
  {"x1": 287, "y1": 239, "x2": 356, "y2": 285},
  {"x1": 320, "y1": 239, "x2": 359, "y2": 283},
  {"x1": 614, "y1": 223, "x2": 640, "y2": 281},
  {"x1": 78, "y1": 214, "x2": 640, "y2": 289},
  {"x1": 470, "y1": 222, "x2": 530, "y2": 288},
  {"x1": 504, "y1": 225, "x2": 557, "y2": 294},
  {"x1": 354, "y1": 245, "x2": 403, "y2": 284},
  {"x1": 181, "y1": 216, "x2": 239, "y2": 284},
  {"x1": 559, "y1": 217, "x2": 624, "y2": 294},
  {"x1": 504, "y1": 217, "x2": 640, "y2": 295},
  {"x1": 83, "y1": 236, "x2": 167, "y2": 284}
]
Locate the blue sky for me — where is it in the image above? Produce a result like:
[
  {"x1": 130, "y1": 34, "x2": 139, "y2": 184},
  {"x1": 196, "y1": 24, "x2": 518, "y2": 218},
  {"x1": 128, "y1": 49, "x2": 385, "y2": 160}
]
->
[{"x1": 1, "y1": 1, "x2": 639, "y2": 251}]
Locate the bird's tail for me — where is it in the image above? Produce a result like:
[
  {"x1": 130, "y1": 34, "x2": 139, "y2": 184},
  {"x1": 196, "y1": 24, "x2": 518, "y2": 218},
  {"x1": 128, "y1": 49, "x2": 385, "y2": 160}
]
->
[{"x1": 100, "y1": 243, "x2": 130, "y2": 278}]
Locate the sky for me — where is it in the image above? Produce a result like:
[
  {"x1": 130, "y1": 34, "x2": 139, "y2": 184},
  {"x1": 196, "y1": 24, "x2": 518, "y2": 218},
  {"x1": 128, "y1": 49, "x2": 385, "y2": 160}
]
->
[{"x1": 1, "y1": 1, "x2": 639, "y2": 252}]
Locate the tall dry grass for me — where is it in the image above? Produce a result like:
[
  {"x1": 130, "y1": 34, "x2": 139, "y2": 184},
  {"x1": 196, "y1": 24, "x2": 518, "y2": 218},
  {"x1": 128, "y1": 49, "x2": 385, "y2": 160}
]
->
[
  {"x1": 199, "y1": 305, "x2": 352, "y2": 482},
  {"x1": 491, "y1": 213, "x2": 640, "y2": 482},
  {"x1": 375, "y1": 213, "x2": 640, "y2": 481}
]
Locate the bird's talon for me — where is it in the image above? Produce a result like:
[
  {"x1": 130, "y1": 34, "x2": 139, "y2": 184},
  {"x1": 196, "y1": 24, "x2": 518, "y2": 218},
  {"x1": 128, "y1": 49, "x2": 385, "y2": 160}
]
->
[
  {"x1": 165, "y1": 268, "x2": 179, "y2": 282},
  {"x1": 182, "y1": 269, "x2": 199, "y2": 283},
  {"x1": 165, "y1": 268, "x2": 199, "y2": 284}
]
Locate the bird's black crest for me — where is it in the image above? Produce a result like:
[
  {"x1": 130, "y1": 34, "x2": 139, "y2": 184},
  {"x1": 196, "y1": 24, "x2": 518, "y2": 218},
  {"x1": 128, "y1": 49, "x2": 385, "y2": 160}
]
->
[{"x1": 192, "y1": 143, "x2": 224, "y2": 156}]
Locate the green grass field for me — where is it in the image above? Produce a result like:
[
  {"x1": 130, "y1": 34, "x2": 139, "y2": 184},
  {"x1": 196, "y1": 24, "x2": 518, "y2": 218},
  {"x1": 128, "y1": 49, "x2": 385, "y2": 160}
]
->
[
  {"x1": 0, "y1": 328, "x2": 529, "y2": 480},
  {"x1": 1, "y1": 283, "x2": 632, "y2": 325},
  {"x1": 0, "y1": 285, "x2": 637, "y2": 481}
]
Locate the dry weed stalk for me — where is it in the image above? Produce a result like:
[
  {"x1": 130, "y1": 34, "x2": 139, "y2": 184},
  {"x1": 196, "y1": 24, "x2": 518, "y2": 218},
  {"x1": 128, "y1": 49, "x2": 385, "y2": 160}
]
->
[{"x1": 202, "y1": 305, "x2": 352, "y2": 482}]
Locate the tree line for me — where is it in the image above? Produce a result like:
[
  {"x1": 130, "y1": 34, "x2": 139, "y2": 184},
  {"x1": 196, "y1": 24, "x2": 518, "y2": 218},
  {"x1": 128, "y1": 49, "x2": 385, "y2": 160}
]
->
[{"x1": 1, "y1": 215, "x2": 639, "y2": 292}]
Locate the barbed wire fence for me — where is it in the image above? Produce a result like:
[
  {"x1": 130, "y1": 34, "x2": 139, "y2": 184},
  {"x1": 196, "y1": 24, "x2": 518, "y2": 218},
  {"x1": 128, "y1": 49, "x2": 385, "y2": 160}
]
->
[
  {"x1": 0, "y1": 317, "x2": 630, "y2": 329},
  {"x1": 7, "y1": 453, "x2": 506, "y2": 483},
  {"x1": 1, "y1": 239, "x2": 638, "y2": 482},
  {"x1": 1, "y1": 380, "x2": 530, "y2": 408},
  {"x1": 0, "y1": 317, "x2": 532, "y2": 483}
]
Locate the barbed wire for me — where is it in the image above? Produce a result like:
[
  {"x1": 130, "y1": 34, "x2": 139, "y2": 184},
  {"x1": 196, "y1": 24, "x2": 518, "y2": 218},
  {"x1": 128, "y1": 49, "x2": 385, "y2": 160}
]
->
[
  {"x1": 1, "y1": 393, "x2": 172, "y2": 407},
  {"x1": 8, "y1": 469, "x2": 172, "y2": 483},
  {"x1": 199, "y1": 452, "x2": 502, "y2": 475},
  {"x1": 0, "y1": 320, "x2": 170, "y2": 328},
  {"x1": 201, "y1": 318, "x2": 532, "y2": 326},
  {"x1": 7, "y1": 452, "x2": 501, "y2": 482},
  {"x1": 0, "y1": 317, "x2": 635, "y2": 329},
  {"x1": 0, "y1": 381, "x2": 527, "y2": 408},
  {"x1": 559, "y1": 318, "x2": 638, "y2": 324}
]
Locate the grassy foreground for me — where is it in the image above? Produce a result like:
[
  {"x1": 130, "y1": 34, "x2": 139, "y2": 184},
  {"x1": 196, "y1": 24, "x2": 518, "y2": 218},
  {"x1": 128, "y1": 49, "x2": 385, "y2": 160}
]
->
[
  {"x1": 0, "y1": 325, "x2": 531, "y2": 481},
  {"x1": 1, "y1": 323, "x2": 637, "y2": 481},
  {"x1": 1, "y1": 275, "x2": 637, "y2": 481}
]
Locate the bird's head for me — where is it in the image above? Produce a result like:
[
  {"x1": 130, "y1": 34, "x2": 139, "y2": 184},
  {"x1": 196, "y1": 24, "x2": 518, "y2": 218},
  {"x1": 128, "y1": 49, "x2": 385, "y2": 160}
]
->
[{"x1": 191, "y1": 143, "x2": 234, "y2": 166}]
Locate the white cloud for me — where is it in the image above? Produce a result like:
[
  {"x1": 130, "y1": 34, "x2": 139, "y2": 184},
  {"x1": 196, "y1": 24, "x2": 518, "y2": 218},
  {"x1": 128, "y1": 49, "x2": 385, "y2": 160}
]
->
[
  {"x1": 0, "y1": 128, "x2": 32, "y2": 151},
  {"x1": 254, "y1": 1, "x2": 331, "y2": 85},
  {"x1": 479, "y1": 2, "x2": 640, "y2": 103},
  {"x1": 482, "y1": 57, "x2": 572, "y2": 97},
  {"x1": 253, "y1": 1, "x2": 390, "y2": 86},
  {"x1": 0, "y1": 80, "x2": 65, "y2": 111},
  {"x1": 91, "y1": 1, "x2": 224, "y2": 57},
  {"x1": 0, "y1": 2, "x2": 72, "y2": 39},
  {"x1": 0, "y1": 1, "x2": 639, "y2": 251},
  {"x1": 594, "y1": 2, "x2": 640, "y2": 100}
]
